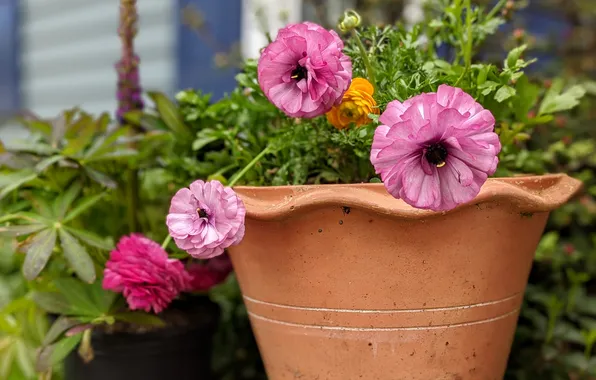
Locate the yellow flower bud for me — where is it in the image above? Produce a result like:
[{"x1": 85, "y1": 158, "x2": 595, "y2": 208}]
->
[{"x1": 338, "y1": 9, "x2": 362, "y2": 33}]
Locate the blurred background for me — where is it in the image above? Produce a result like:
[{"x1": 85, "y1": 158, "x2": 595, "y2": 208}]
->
[{"x1": 1, "y1": 0, "x2": 595, "y2": 379}]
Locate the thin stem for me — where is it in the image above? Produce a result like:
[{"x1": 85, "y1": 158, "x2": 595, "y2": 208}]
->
[
  {"x1": 161, "y1": 234, "x2": 172, "y2": 249},
  {"x1": 126, "y1": 169, "x2": 139, "y2": 233},
  {"x1": 228, "y1": 145, "x2": 271, "y2": 187},
  {"x1": 454, "y1": 0, "x2": 473, "y2": 87},
  {"x1": 487, "y1": 0, "x2": 508, "y2": 20},
  {"x1": 353, "y1": 30, "x2": 376, "y2": 89}
]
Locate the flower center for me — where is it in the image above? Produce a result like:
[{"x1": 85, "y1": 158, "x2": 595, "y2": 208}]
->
[
  {"x1": 197, "y1": 208, "x2": 208, "y2": 218},
  {"x1": 425, "y1": 144, "x2": 448, "y2": 168},
  {"x1": 290, "y1": 65, "x2": 308, "y2": 81}
]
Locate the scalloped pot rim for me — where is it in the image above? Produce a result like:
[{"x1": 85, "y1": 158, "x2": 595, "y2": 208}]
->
[{"x1": 232, "y1": 174, "x2": 583, "y2": 221}]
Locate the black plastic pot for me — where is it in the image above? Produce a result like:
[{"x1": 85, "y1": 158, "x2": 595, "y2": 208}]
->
[{"x1": 64, "y1": 297, "x2": 220, "y2": 380}]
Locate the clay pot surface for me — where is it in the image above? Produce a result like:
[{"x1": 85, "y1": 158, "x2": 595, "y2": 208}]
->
[{"x1": 228, "y1": 174, "x2": 581, "y2": 380}]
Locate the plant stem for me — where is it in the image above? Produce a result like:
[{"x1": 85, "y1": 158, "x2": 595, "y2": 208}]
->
[
  {"x1": 454, "y1": 0, "x2": 473, "y2": 87},
  {"x1": 487, "y1": 0, "x2": 508, "y2": 20},
  {"x1": 126, "y1": 169, "x2": 139, "y2": 233},
  {"x1": 353, "y1": 30, "x2": 376, "y2": 90},
  {"x1": 228, "y1": 145, "x2": 271, "y2": 187},
  {"x1": 161, "y1": 234, "x2": 172, "y2": 249}
]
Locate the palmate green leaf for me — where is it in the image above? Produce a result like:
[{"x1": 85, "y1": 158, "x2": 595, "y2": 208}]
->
[
  {"x1": 538, "y1": 78, "x2": 586, "y2": 115},
  {"x1": 84, "y1": 167, "x2": 117, "y2": 189},
  {"x1": 36, "y1": 334, "x2": 82, "y2": 372},
  {"x1": 87, "y1": 281, "x2": 116, "y2": 315},
  {"x1": 43, "y1": 317, "x2": 81, "y2": 346},
  {"x1": 30, "y1": 292, "x2": 70, "y2": 315},
  {"x1": 0, "y1": 170, "x2": 38, "y2": 201},
  {"x1": 22, "y1": 229, "x2": 57, "y2": 280},
  {"x1": 53, "y1": 181, "x2": 82, "y2": 220},
  {"x1": 84, "y1": 125, "x2": 130, "y2": 159},
  {"x1": 53, "y1": 278, "x2": 103, "y2": 317},
  {"x1": 148, "y1": 91, "x2": 192, "y2": 139},
  {"x1": 63, "y1": 192, "x2": 106, "y2": 223},
  {"x1": 34, "y1": 155, "x2": 64, "y2": 173},
  {"x1": 61, "y1": 114, "x2": 96, "y2": 156},
  {"x1": 58, "y1": 229, "x2": 96, "y2": 283},
  {"x1": 64, "y1": 226, "x2": 114, "y2": 251},
  {"x1": 0, "y1": 224, "x2": 46, "y2": 237}
]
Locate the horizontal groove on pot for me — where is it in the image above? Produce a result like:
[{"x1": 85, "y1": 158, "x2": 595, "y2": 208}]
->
[
  {"x1": 232, "y1": 174, "x2": 582, "y2": 221},
  {"x1": 242, "y1": 293, "x2": 523, "y2": 329},
  {"x1": 246, "y1": 308, "x2": 520, "y2": 331}
]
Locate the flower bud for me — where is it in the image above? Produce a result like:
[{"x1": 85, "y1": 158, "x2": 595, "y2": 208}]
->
[{"x1": 338, "y1": 10, "x2": 362, "y2": 33}]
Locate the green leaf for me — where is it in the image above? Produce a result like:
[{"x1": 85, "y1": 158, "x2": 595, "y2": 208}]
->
[
  {"x1": 53, "y1": 278, "x2": 102, "y2": 317},
  {"x1": 192, "y1": 136, "x2": 219, "y2": 152},
  {"x1": 148, "y1": 91, "x2": 192, "y2": 139},
  {"x1": 0, "y1": 224, "x2": 47, "y2": 237},
  {"x1": 22, "y1": 229, "x2": 57, "y2": 280},
  {"x1": 83, "y1": 148, "x2": 138, "y2": 163},
  {"x1": 3, "y1": 141, "x2": 57, "y2": 155},
  {"x1": 64, "y1": 226, "x2": 113, "y2": 251},
  {"x1": 494, "y1": 85, "x2": 516, "y2": 103},
  {"x1": 58, "y1": 229, "x2": 96, "y2": 283},
  {"x1": 0, "y1": 344, "x2": 15, "y2": 379},
  {"x1": 62, "y1": 114, "x2": 96, "y2": 156},
  {"x1": 84, "y1": 126, "x2": 130, "y2": 159},
  {"x1": 539, "y1": 79, "x2": 586, "y2": 115},
  {"x1": 15, "y1": 340, "x2": 35, "y2": 378},
  {"x1": 35, "y1": 155, "x2": 64, "y2": 173},
  {"x1": 53, "y1": 181, "x2": 82, "y2": 219},
  {"x1": 63, "y1": 192, "x2": 106, "y2": 223},
  {"x1": 31, "y1": 292, "x2": 71, "y2": 314},
  {"x1": 36, "y1": 334, "x2": 82, "y2": 372},
  {"x1": 514, "y1": 75, "x2": 540, "y2": 121},
  {"x1": 0, "y1": 140, "x2": 5, "y2": 154},
  {"x1": 84, "y1": 167, "x2": 117, "y2": 189},
  {"x1": 87, "y1": 281, "x2": 116, "y2": 314},
  {"x1": 113, "y1": 312, "x2": 165, "y2": 327},
  {"x1": 0, "y1": 171, "x2": 38, "y2": 200},
  {"x1": 43, "y1": 317, "x2": 81, "y2": 346},
  {"x1": 505, "y1": 44, "x2": 528, "y2": 69}
]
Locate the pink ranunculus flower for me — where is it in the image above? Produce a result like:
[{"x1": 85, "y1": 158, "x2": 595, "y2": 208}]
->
[
  {"x1": 258, "y1": 21, "x2": 352, "y2": 118},
  {"x1": 103, "y1": 234, "x2": 191, "y2": 314},
  {"x1": 371, "y1": 84, "x2": 501, "y2": 212},
  {"x1": 166, "y1": 180, "x2": 246, "y2": 259},
  {"x1": 186, "y1": 255, "x2": 233, "y2": 292}
]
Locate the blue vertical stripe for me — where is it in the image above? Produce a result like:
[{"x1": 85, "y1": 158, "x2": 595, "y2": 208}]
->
[
  {"x1": 176, "y1": 0, "x2": 242, "y2": 100},
  {"x1": 0, "y1": 0, "x2": 19, "y2": 115}
]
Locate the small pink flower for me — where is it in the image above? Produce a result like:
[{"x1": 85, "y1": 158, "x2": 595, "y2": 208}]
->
[
  {"x1": 186, "y1": 256, "x2": 233, "y2": 292},
  {"x1": 166, "y1": 180, "x2": 246, "y2": 259},
  {"x1": 103, "y1": 234, "x2": 191, "y2": 314},
  {"x1": 371, "y1": 85, "x2": 501, "y2": 211},
  {"x1": 258, "y1": 21, "x2": 352, "y2": 118}
]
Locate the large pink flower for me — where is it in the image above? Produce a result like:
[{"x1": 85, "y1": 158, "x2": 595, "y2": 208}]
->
[
  {"x1": 166, "y1": 180, "x2": 245, "y2": 259},
  {"x1": 258, "y1": 21, "x2": 352, "y2": 118},
  {"x1": 371, "y1": 85, "x2": 501, "y2": 211},
  {"x1": 103, "y1": 234, "x2": 191, "y2": 314}
]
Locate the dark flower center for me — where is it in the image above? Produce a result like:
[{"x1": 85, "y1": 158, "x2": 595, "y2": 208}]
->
[
  {"x1": 197, "y1": 208, "x2": 208, "y2": 218},
  {"x1": 290, "y1": 65, "x2": 308, "y2": 81},
  {"x1": 425, "y1": 144, "x2": 448, "y2": 167}
]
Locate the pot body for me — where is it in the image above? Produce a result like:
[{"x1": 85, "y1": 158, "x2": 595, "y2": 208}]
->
[
  {"x1": 228, "y1": 175, "x2": 581, "y2": 380},
  {"x1": 64, "y1": 297, "x2": 219, "y2": 380}
]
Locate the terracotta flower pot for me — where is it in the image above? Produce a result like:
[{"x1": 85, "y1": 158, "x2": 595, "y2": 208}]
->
[{"x1": 228, "y1": 174, "x2": 581, "y2": 380}]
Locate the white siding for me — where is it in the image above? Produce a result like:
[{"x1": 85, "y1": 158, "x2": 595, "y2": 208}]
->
[{"x1": 19, "y1": 0, "x2": 176, "y2": 117}]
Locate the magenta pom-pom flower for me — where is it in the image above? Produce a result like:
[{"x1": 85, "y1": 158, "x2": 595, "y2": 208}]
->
[
  {"x1": 103, "y1": 234, "x2": 191, "y2": 314},
  {"x1": 258, "y1": 21, "x2": 352, "y2": 118},
  {"x1": 371, "y1": 85, "x2": 501, "y2": 211},
  {"x1": 166, "y1": 180, "x2": 246, "y2": 259}
]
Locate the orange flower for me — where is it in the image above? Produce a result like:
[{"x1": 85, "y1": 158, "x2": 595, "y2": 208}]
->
[{"x1": 326, "y1": 78, "x2": 378, "y2": 129}]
